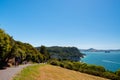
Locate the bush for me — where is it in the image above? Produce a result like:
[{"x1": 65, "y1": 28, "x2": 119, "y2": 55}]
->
[
  {"x1": 116, "y1": 69, "x2": 120, "y2": 76},
  {"x1": 62, "y1": 61, "x2": 74, "y2": 70},
  {"x1": 59, "y1": 63, "x2": 64, "y2": 67},
  {"x1": 87, "y1": 65, "x2": 105, "y2": 72},
  {"x1": 72, "y1": 62, "x2": 81, "y2": 71},
  {"x1": 81, "y1": 69, "x2": 102, "y2": 76},
  {"x1": 49, "y1": 59, "x2": 120, "y2": 80},
  {"x1": 49, "y1": 60, "x2": 60, "y2": 66},
  {"x1": 102, "y1": 72, "x2": 119, "y2": 80}
]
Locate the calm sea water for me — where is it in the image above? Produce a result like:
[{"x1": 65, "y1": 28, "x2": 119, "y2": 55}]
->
[{"x1": 81, "y1": 52, "x2": 120, "y2": 72}]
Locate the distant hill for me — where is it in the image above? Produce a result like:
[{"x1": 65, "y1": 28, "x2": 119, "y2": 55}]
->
[
  {"x1": 46, "y1": 46, "x2": 85, "y2": 61},
  {"x1": 80, "y1": 48, "x2": 120, "y2": 52}
]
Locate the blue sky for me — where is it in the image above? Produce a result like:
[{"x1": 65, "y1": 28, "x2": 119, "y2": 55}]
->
[{"x1": 0, "y1": 0, "x2": 120, "y2": 49}]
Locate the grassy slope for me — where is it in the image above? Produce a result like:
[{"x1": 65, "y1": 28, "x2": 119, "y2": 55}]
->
[{"x1": 13, "y1": 64, "x2": 108, "y2": 80}]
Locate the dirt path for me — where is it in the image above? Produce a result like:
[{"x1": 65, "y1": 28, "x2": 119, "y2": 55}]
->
[{"x1": 0, "y1": 64, "x2": 30, "y2": 80}]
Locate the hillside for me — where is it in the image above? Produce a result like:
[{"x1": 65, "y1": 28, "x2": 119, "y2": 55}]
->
[
  {"x1": 0, "y1": 28, "x2": 45, "y2": 68},
  {"x1": 13, "y1": 64, "x2": 108, "y2": 80},
  {"x1": 47, "y1": 46, "x2": 85, "y2": 61}
]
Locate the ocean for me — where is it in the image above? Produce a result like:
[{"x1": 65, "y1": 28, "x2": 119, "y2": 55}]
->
[{"x1": 81, "y1": 52, "x2": 120, "y2": 72}]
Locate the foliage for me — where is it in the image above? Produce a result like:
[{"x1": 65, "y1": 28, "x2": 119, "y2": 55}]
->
[
  {"x1": 39, "y1": 45, "x2": 50, "y2": 61},
  {"x1": 49, "y1": 59, "x2": 60, "y2": 66},
  {"x1": 102, "y1": 72, "x2": 120, "y2": 80},
  {"x1": 46, "y1": 46, "x2": 85, "y2": 61},
  {"x1": 0, "y1": 29, "x2": 15, "y2": 66},
  {"x1": 36, "y1": 45, "x2": 50, "y2": 62},
  {"x1": 49, "y1": 59, "x2": 120, "y2": 80},
  {"x1": 0, "y1": 28, "x2": 44, "y2": 67},
  {"x1": 116, "y1": 69, "x2": 120, "y2": 76}
]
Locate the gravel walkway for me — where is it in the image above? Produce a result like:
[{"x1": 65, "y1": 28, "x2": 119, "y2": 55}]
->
[{"x1": 0, "y1": 64, "x2": 30, "y2": 80}]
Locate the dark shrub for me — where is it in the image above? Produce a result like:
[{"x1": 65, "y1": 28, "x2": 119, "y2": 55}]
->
[
  {"x1": 102, "y1": 72, "x2": 119, "y2": 80},
  {"x1": 116, "y1": 69, "x2": 120, "y2": 76},
  {"x1": 72, "y1": 62, "x2": 81, "y2": 71},
  {"x1": 49, "y1": 60, "x2": 59, "y2": 66},
  {"x1": 59, "y1": 63, "x2": 64, "y2": 68},
  {"x1": 87, "y1": 65, "x2": 106, "y2": 72}
]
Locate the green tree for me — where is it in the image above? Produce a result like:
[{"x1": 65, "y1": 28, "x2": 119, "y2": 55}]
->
[
  {"x1": 0, "y1": 29, "x2": 15, "y2": 67},
  {"x1": 39, "y1": 45, "x2": 50, "y2": 62}
]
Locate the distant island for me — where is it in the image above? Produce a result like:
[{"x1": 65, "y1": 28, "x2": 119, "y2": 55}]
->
[{"x1": 80, "y1": 48, "x2": 120, "y2": 52}]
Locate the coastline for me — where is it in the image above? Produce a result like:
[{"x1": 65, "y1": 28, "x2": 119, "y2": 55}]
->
[{"x1": 81, "y1": 51, "x2": 120, "y2": 72}]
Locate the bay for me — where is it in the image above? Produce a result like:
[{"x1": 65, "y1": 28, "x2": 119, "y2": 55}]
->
[{"x1": 81, "y1": 52, "x2": 120, "y2": 72}]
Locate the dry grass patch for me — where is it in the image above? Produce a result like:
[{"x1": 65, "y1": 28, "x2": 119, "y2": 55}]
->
[
  {"x1": 37, "y1": 65, "x2": 108, "y2": 80},
  {"x1": 13, "y1": 64, "x2": 108, "y2": 80}
]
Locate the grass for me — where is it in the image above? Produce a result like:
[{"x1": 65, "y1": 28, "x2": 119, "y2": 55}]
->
[
  {"x1": 13, "y1": 64, "x2": 108, "y2": 80},
  {"x1": 13, "y1": 64, "x2": 45, "y2": 80}
]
